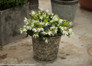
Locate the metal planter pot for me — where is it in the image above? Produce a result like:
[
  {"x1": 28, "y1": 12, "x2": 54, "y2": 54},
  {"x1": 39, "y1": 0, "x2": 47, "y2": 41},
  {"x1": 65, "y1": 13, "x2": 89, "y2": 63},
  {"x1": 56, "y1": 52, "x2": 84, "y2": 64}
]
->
[
  {"x1": 51, "y1": 0, "x2": 78, "y2": 26},
  {"x1": 79, "y1": 0, "x2": 92, "y2": 11},
  {"x1": 32, "y1": 36, "x2": 61, "y2": 62}
]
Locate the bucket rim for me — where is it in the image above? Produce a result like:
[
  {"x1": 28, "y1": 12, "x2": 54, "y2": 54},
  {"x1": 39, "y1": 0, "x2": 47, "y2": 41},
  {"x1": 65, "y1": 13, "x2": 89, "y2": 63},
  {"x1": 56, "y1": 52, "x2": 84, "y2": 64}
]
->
[{"x1": 51, "y1": 0, "x2": 78, "y2": 5}]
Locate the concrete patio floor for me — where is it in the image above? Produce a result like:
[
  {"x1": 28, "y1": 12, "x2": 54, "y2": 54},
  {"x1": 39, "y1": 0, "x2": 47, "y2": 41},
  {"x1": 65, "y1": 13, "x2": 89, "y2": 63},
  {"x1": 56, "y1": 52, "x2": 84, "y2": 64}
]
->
[{"x1": 0, "y1": 0, "x2": 92, "y2": 66}]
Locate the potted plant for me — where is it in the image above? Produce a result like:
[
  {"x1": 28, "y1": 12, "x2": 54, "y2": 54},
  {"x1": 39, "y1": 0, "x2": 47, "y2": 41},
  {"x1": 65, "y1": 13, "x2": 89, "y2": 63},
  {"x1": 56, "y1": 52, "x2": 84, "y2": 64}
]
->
[
  {"x1": 51, "y1": 0, "x2": 78, "y2": 26},
  {"x1": 79, "y1": 0, "x2": 92, "y2": 11},
  {"x1": 20, "y1": 10, "x2": 72, "y2": 61},
  {"x1": 0, "y1": 0, "x2": 39, "y2": 45}
]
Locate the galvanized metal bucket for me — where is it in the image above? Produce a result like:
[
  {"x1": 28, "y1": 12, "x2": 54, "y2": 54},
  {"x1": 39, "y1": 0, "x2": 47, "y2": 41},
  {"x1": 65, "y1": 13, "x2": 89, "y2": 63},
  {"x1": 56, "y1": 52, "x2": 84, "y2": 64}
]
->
[{"x1": 51, "y1": 0, "x2": 78, "y2": 26}]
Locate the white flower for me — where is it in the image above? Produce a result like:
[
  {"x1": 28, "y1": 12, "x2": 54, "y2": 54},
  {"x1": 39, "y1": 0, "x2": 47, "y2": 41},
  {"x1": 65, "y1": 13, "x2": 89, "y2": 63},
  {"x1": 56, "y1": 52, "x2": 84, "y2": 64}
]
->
[
  {"x1": 45, "y1": 39, "x2": 48, "y2": 43},
  {"x1": 42, "y1": 31, "x2": 46, "y2": 35},
  {"x1": 43, "y1": 14, "x2": 46, "y2": 17},
  {"x1": 50, "y1": 26, "x2": 55, "y2": 30},
  {"x1": 31, "y1": 23, "x2": 34, "y2": 27},
  {"x1": 54, "y1": 29, "x2": 57, "y2": 34},
  {"x1": 23, "y1": 28, "x2": 27, "y2": 32},
  {"x1": 40, "y1": 22, "x2": 44, "y2": 25},
  {"x1": 60, "y1": 27, "x2": 64, "y2": 31},
  {"x1": 46, "y1": 9, "x2": 49, "y2": 13},
  {"x1": 20, "y1": 30, "x2": 23, "y2": 34},
  {"x1": 63, "y1": 31, "x2": 68, "y2": 35},
  {"x1": 70, "y1": 22, "x2": 72, "y2": 26},
  {"x1": 24, "y1": 17, "x2": 27, "y2": 22},
  {"x1": 51, "y1": 13, "x2": 54, "y2": 16},
  {"x1": 41, "y1": 28, "x2": 44, "y2": 31},
  {"x1": 24, "y1": 17, "x2": 28, "y2": 25},
  {"x1": 32, "y1": 28, "x2": 37, "y2": 32},
  {"x1": 50, "y1": 20, "x2": 54, "y2": 23},
  {"x1": 54, "y1": 18, "x2": 58, "y2": 21},
  {"x1": 48, "y1": 31, "x2": 52, "y2": 35},
  {"x1": 69, "y1": 28, "x2": 72, "y2": 32},
  {"x1": 23, "y1": 25, "x2": 27, "y2": 29},
  {"x1": 64, "y1": 27, "x2": 67, "y2": 30},
  {"x1": 37, "y1": 28, "x2": 41, "y2": 32},
  {"x1": 59, "y1": 19, "x2": 63, "y2": 23},
  {"x1": 20, "y1": 28, "x2": 23, "y2": 34},
  {"x1": 37, "y1": 28, "x2": 44, "y2": 32},
  {"x1": 53, "y1": 15, "x2": 58, "y2": 21},
  {"x1": 26, "y1": 26, "x2": 31, "y2": 30},
  {"x1": 40, "y1": 16, "x2": 43, "y2": 20},
  {"x1": 45, "y1": 22, "x2": 49, "y2": 26},
  {"x1": 32, "y1": 11, "x2": 35, "y2": 15},
  {"x1": 60, "y1": 27, "x2": 67, "y2": 31},
  {"x1": 33, "y1": 33, "x2": 39, "y2": 38},
  {"x1": 68, "y1": 28, "x2": 72, "y2": 35}
]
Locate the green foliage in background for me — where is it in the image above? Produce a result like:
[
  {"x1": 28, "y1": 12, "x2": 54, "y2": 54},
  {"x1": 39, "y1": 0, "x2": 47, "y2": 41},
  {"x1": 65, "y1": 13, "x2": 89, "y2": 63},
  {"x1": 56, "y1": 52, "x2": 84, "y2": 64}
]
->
[
  {"x1": 0, "y1": 0, "x2": 28, "y2": 10},
  {"x1": 0, "y1": 0, "x2": 27, "y2": 5}
]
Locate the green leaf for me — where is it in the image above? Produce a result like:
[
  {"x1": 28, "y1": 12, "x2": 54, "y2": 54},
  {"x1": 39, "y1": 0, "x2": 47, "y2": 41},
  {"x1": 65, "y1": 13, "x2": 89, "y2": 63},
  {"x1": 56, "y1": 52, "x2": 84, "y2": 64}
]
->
[
  {"x1": 62, "y1": 22, "x2": 71, "y2": 27},
  {"x1": 27, "y1": 30, "x2": 33, "y2": 36}
]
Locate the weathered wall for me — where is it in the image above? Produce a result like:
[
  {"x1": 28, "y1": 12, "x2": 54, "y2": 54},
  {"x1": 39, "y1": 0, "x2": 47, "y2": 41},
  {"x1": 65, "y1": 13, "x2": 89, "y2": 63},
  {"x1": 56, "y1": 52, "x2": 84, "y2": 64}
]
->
[
  {"x1": 0, "y1": 5, "x2": 28, "y2": 45},
  {"x1": 0, "y1": 4, "x2": 38, "y2": 45}
]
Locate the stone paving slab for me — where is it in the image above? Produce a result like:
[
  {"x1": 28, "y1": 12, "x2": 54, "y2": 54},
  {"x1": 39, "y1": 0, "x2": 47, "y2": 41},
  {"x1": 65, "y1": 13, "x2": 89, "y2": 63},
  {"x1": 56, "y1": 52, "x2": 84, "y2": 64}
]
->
[{"x1": 0, "y1": 0, "x2": 92, "y2": 66}]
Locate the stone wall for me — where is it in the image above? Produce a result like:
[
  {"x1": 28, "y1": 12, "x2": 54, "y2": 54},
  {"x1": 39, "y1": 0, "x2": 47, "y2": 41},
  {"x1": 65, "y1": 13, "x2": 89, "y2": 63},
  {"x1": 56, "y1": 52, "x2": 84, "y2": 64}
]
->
[
  {"x1": 0, "y1": 5, "x2": 28, "y2": 45},
  {"x1": 0, "y1": 3, "x2": 38, "y2": 45}
]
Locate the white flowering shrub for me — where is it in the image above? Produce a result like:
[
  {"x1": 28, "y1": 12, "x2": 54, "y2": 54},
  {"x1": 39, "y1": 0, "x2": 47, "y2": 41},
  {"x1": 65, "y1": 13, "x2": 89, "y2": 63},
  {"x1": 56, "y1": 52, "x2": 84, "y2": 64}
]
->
[{"x1": 20, "y1": 10, "x2": 72, "y2": 43}]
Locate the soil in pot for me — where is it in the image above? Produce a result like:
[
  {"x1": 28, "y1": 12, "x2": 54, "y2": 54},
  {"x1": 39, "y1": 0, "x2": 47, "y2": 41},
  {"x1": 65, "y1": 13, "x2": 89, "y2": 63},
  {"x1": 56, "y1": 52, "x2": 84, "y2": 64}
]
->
[{"x1": 32, "y1": 36, "x2": 61, "y2": 62}]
